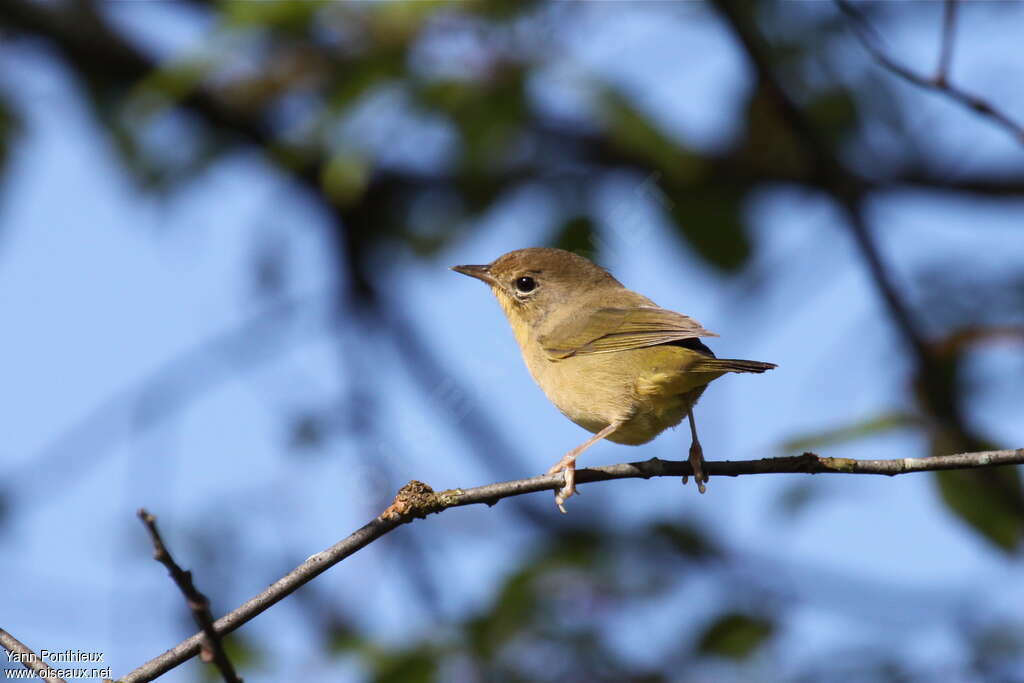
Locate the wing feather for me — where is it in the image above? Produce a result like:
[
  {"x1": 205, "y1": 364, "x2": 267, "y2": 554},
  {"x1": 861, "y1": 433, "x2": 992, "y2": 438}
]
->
[{"x1": 539, "y1": 306, "x2": 718, "y2": 360}]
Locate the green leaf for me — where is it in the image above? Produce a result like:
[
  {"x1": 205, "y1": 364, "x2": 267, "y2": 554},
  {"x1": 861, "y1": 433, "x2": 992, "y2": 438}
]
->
[
  {"x1": 461, "y1": 0, "x2": 543, "y2": 19},
  {"x1": 782, "y1": 411, "x2": 918, "y2": 452},
  {"x1": 416, "y1": 66, "x2": 528, "y2": 172},
  {"x1": 935, "y1": 467, "x2": 1024, "y2": 552},
  {"x1": 599, "y1": 88, "x2": 701, "y2": 183},
  {"x1": 466, "y1": 569, "x2": 538, "y2": 660},
  {"x1": 806, "y1": 88, "x2": 860, "y2": 147},
  {"x1": 134, "y1": 59, "x2": 211, "y2": 110},
  {"x1": 374, "y1": 646, "x2": 438, "y2": 683},
  {"x1": 321, "y1": 154, "x2": 370, "y2": 207},
  {"x1": 665, "y1": 183, "x2": 750, "y2": 271},
  {"x1": 650, "y1": 521, "x2": 719, "y2": 559},
  {"x1": 199, "y1": 633, "x2": 261, "y2": 682},
  {"x1": 740, "y1": 85, "x2": 807, "y2": 178},
  {"x1": 696, "y1": 612, "x2": 774, "y2": 660},
  {"x1": 466, "y1": 529, "x2": 603, "y2": 660},
  {"x1": 221, "y1": 0, "x2": 325, "y2": 32},
  {"x1": 551, "y1": 215, "x2": 598, "y2": 260}
]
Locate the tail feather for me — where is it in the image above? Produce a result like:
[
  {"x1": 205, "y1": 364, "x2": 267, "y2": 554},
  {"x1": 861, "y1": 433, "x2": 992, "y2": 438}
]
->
[{"x1": 690, "y1": 357, "x2": 776, "y2": 374}]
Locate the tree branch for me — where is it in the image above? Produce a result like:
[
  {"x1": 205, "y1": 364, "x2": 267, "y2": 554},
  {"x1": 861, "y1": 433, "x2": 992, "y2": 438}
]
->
[
  {"x1": 0, "y1": 628, "x2": 67, "y2": 682},
  {"x1": 137, "y1": 509, "x2": 241, "y2": 683},
  {"x1": 936, "y1": 0, "x2": 958, "y2": 86},
  {"x1": 835, "y1": 0, "x2": 1024, "y2": 145},
  {"x1": 710, "y1": 0, "x2": 987, "y2": 448},
  {"x1": 117, "y1": 448, "x2": 1024, "y2": 683}
]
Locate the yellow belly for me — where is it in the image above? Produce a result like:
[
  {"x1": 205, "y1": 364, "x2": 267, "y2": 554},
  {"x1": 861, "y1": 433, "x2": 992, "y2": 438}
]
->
[{"x1": 521, "y1": 343, "x2": 723, "y2": 445}]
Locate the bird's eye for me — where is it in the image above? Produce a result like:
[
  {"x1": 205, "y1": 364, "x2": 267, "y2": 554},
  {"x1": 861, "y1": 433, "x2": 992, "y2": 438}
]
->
[{"x1": 515, "y1": 276, "x2": 536, "y2": 293}]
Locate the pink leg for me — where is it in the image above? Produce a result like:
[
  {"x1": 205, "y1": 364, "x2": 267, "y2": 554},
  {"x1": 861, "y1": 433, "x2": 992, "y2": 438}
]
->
[
  {"x1": 547, "y1": 421, "x2": 622, "y2": 513},
  {"x1": 683, "y1": 409, "x2": 708, "y2": 494}
]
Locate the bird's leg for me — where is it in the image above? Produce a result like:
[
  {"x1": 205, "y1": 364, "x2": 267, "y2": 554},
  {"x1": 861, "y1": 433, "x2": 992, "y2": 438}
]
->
[
  {"x1": 683, "y1": 409, "x2": 708, "y2": 494},
  {"x1": 547, "y1": 421, "x2": 621, "y2": 513}
]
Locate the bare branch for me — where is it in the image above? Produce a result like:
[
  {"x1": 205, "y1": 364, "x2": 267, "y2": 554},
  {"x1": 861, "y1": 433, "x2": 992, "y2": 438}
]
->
[
  {"x1": 836, "y1": 0, "x2": 1024, "y2": 145},
  {"x1": 0, "y1": 629, "x2": 67, "y2": 682},
  {"x1": 710, "y1": 0, "x2": 930, "y2": 354},
  {"x1": 137, "y1": 509, "x2": 241, "y2": 683},
  {"x1": 887, "y1": 168, "x2": 1024, "y2": 198},
  {"x1": 118, "y1": 448, "x2": 1024, "y2": 683},
  {"x1": 932, "y1": 325, "x2": 1024, "y2": 357},
  {"x1": 936, "y1": 0, "x2": 958, "y2": 86},
  {"x1": 120, "y1": 513, "x2": 402, "y2": 683},
  {"x1": 710, "y1": 0, "x2": 988, "y2": 449}
]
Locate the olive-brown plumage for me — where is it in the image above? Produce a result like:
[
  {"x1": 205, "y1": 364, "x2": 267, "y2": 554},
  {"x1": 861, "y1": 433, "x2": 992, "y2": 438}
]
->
[{"x1": 452, "y1": 247, "x2": 774, "y2": 511}]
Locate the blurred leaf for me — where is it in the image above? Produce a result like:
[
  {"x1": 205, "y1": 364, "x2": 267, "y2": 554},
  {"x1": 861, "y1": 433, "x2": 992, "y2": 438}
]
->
[
  {"x1": 369, "y1": 1, "x2": 444, "y2": 45},
  {"x1": 462, "y1": 0, "x2": 543, "y2": 19},
  {"x1": 289, "y1": 412, "x2": 329, "y2": 451},
  {"x1": 599, "y1": 88, "x2": 701, "y2": 183},
  {"x1": 398, "y1": 190, "x2": 469, "y2": 256},
  {"x1": 466, "y1": 567, "x2": 539, "y2": 659},
  {"x1": 776, "y1": 480, "x2": 822, "y2": 517},
  {"x1": 0, "y1": 488, "x2": 8, "y2": 532},
  {"x1": 327, "y1": 50, "x2": 408, "y2": 110},
  {"x1": 968, "y1": 620, "x2": 1024, "y2": 677},
  {"x1": 651, "y1": 521, "x2": 719, "y2": 559},
  {"x1": 329, "y1": 621, "x2": 440, "y2": 682},
  {"x1": 806, "y1": 88, "x2": 860, "y2": 147},
  {"x1": 374, "y1": 646, "x2": 439, "y2": 683},
  {"x1": 696, "y1": 612, "x2": 774, "y2": 660},
  {"x1": 665, "y1": 182, "x2": 750, "y2": 271},
  {"x1": 935, "y1": 468, "x2": 1024, "y2": 552},
  {"x1": 134, "y1": 59, "x2": 211, "y2": 111},
  {"x1": 551, "y1": 215, "x2": 597, "y2": 259},
  {"x1": 0, "y1": 93, "x2": 21, "y2": 179},
  {"x1": 221, "y1": 0, "x2": 325, "y2": 32},
  {"x1": 740, "y1": 85, "x2": 807, "y2": 178},
  {"x1": 327, "y1": 621, "x2": 365, "y2": 654},
  {"x1": 416, "y1": 66, "x2": 528, "y2": 172},
  {"x1": 782, "y1": 411, "x2": 918, "y2": 452},
  {"x1": 467, "y1": 529, "x2": 603, "y2": 660},
  {"x1": 321, "y1": 153, "x2": 369, "y2": 206},
  {"x1": 199, "y1": 633, "x2": 262, "y2": 683}
]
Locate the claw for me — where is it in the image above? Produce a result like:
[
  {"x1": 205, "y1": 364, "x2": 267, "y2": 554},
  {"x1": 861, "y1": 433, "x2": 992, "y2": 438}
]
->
[
  {"x1": 545, "y1": 421, "x2": 622, "y2": 513},
  {"x1": 550, "y1": 457, "x2": 577, "y2": 513},
  {"x1": 689, "y1": 440, "x2": 707, "y2": 495}
]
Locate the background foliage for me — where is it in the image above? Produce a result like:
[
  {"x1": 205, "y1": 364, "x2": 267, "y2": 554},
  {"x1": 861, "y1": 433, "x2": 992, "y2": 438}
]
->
[{"x1": 1, "y1": 1, "x2": 1023, "y2": 681}]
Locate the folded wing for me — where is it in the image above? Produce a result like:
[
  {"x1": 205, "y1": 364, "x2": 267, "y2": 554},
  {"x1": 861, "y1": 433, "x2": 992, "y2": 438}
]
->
[{"x1": 539, "y1": 306, "x2": 718, "y2": 360}]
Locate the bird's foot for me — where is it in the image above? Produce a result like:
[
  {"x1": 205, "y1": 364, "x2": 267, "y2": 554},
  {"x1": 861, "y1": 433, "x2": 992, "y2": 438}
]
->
[
  {"x1": 547, "y1": 454, "x2": 578, "y2": 514},
  {"x1": 685, "y1": 441, "x2": 708, "y2": 494}
]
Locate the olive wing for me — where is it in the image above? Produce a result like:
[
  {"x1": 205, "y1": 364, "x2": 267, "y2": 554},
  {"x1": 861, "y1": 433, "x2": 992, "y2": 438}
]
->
[{"x1": 539, "y1": 306, "x2": 718, "y2": 360}]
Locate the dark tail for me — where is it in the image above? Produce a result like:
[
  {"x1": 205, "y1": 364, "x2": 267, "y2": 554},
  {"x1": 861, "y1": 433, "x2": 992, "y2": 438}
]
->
[{"x1": 690, "y1": 357, "x2": 776, "y2": 374}]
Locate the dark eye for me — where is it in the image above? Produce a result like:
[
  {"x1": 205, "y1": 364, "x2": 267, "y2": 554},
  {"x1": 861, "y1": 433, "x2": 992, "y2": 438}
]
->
[{"x1": 515, "y1": 276, "x2": 536, "y2": 293}]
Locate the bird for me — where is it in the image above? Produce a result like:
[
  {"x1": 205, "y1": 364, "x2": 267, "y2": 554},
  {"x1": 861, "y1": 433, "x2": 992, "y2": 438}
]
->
[{"x1": 452, "y1": 247, "x2": 775, "y2": 512}]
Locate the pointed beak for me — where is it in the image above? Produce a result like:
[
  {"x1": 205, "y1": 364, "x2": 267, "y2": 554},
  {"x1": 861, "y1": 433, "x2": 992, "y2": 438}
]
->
[{"x1": 450, "y1": 264, "x2": 497, "y2": 286}]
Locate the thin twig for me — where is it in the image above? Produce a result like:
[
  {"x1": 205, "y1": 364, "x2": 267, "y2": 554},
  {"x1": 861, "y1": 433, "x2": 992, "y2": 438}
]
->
[
  {"x1": 0, "y1": 629, "x2": 67, "y2": 682},
  {"x1": 712, "y1": 0, "x2": 927, "y2": 353},
  {"x1": 710, "y1": 0, "x2": 981, "y2": 446},
  {"x1": 836, "y1": 0, "x2": 1024, "y2": 145},
  {"x1": 838, "y1": 196, "x2": 932, "y2": 363},
  {"x1": 936, "y1": 0, "x2": 958, "y2": 86},
  {"x1": 932, "y1": 325, "x2": 1024, "y2": 357},
  {"x1": 137, "y1": 510, "x2": 242, "y2": 683},
  {"x1": 118, "y1": 448, "x2": 1024, "y2": 683}
]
